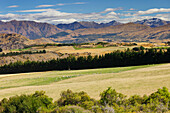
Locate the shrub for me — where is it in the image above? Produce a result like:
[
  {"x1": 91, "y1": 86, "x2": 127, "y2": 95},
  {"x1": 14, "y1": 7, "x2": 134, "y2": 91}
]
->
[
  {"x1": 99, "y1": 87, "x2": 127, "y2": 106},
  {"x1": 0, "y1": 91, "x2": 54, "y2": 113},
  {"x1": 57, "y1": 89, "x2": 96, "y2": 108}
]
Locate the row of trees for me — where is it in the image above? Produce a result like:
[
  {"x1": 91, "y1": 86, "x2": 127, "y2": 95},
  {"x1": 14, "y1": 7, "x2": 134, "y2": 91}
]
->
[
  {"x1": 0, "y1": 48, "x2": 169, "y2": 74},
  {"x1": 0, "y1": 50, "x2": 46, "y2": 57},
  {"x1": 0, "y1": 87, "x2": 170, "y2": 112},
  {"x1": 24, "y1": 43, "x2": 91, "y2": 49}
]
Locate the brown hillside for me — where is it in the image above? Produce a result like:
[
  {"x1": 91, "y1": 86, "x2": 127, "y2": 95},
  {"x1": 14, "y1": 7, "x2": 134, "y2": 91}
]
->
[
  {"x1": 0, "y1": 33, "x2": 30, "y2": 50},
  {"x1": 0, "y1": 52, "x2": 60, "y2": 66}
]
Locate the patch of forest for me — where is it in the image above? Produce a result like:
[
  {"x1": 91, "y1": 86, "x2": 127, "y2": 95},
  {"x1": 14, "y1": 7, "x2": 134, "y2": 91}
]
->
[
  {"x1": 0, "y1": 50, "x2": 46, "y2": 57},
  {"x1": 0, "y1": 47, "x2": 169, "y2": 74}
]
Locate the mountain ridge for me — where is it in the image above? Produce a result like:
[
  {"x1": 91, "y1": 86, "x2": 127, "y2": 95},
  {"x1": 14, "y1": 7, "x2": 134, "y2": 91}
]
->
[
  {"x1": 56, "y1": 18, "x2": 170, "y2": 30},
  {"x1": 56, "y1": 20, "x2": 121, "y2": 30},
  {"x1": 0, "y1": 20, "x2": 62, "y2": 39}
]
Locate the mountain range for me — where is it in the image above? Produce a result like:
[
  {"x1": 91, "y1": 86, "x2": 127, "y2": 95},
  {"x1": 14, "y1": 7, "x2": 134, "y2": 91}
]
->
[
  {"x1": 56, "y1": 18, "x2": 170, "y2": 30},
  {"x1": 56, "y1": 22, "x2": 170, "y2": 43},
  {"x1": 0, "y1": 18, "x2": 169, "y2": 43},
  {"x1": 56, "y1": 20, "x2": 121, "y2": 30}
]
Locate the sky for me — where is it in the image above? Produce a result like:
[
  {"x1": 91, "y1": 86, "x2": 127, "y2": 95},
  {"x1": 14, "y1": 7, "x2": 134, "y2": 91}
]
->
[{"x1": 0, "y1": 0, "x2": 170, "y2": 24}]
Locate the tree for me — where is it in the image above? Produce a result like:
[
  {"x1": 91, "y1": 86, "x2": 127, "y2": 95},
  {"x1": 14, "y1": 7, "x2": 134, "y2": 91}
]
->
[
  {"x1": 133, "y1": 47, "x2": 139, "y2": 51},
  {"x1": 140, "y1": 46, "x2": 145, "y2": 51},
  {"x1": 0, "y1": 48, "x2": 2, "y2": 52},
  {"x1": 99, "y1": 87, "x2": 127, "y2": 106}
]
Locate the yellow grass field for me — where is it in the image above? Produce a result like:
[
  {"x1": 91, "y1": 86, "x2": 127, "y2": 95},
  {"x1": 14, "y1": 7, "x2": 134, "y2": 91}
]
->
[
  {"x1": 0, "y1": 63, "x2": 170, "y2": 101},
  {"x1": 36, "y1": 46, "x2": 135, "y2": 56}
]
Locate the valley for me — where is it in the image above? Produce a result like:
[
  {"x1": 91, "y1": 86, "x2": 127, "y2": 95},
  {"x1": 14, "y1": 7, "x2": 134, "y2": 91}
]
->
[
  {"x1": 1, "y1": 0, "x2": 170, "y2": 112},
  {"x1": 0, "y1": 18, "x2": 169, "y2": 113}
]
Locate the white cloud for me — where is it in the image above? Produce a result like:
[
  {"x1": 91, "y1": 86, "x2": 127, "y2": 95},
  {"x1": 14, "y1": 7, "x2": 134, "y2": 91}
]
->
[
  {"x1": 56, "y1": 2, "x2": 87, "y2": 6},
  {"x1": 56, "y1": 3, "x2": 66, "y2": 6},
  {"x1": 15, "y1": 9, "x2": 57, "y2": 13},
  {"x1": 108, "y1": 12, "x2": 117, "y2": 15},
  {"x1": 135, "y1": 8, "x2": 170, "y2": 15},
  {"x1": 155, "y1": 13, "x2": 170, "y2": 21},
  {"x1": 52, "y1": 19, "x2": 77, "y2": 23},
  {"x1": 36, "y1": 5, "x2": 55, "y2": 8},
  {"x1": 72, "y1": 2, "x2": 86, "y2": 5},
  {"x1": 129, "y1": 8, "x2": 135, "y2": 11},
  {"x1": 7, "y1": 5, "x2": 19, "y2": 8},
  {"x1": 101, "y1": 7, "x2": 123, "y2": 13}
]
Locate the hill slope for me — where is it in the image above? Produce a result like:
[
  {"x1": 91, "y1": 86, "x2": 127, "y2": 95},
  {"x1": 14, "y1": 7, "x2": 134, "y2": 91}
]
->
[{"x1": 0, "y1": 33, "x2": 30, "y2": 50}]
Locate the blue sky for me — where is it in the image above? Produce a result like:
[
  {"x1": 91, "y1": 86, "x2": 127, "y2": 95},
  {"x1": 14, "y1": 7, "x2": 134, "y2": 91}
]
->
[{"x1": 0, "y1": 0, "x2": 170, "y2": 24}]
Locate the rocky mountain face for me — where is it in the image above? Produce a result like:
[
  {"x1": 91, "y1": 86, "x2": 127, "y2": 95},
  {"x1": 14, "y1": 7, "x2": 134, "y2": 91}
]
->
[
  {"x1": 0, "y1": 33, "x2": 30, "y2": 50},
  {"x1": 0, "y1": 20, "x2": 62, "y2": 39},
  {"x1": 56, "y1": 21, "x2": 121, "y2": 30},
  {"x1": 135, "y1": 18, "x2": 170, "y2": 27}
]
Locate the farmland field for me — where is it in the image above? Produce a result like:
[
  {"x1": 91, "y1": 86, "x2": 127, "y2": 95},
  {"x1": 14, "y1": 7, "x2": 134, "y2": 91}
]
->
[
  {"x1": 34, "y1": 45, "x2": 135, "y2": 56},
  {"x1": 0, "y1": 63, "x2": 170, "y2": 101}
]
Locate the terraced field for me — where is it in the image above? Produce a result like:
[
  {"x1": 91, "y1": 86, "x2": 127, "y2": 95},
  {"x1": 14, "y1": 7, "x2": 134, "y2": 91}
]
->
[{"x1": 0, "y1": 63, "x2": 170, "y2": 100}]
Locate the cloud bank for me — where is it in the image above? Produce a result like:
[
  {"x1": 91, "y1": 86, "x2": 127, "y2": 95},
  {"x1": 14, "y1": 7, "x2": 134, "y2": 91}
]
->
[
  {"x1": 136, "y1": 8, "x2": 170, "y2": 15},
  {"x1": 0, "y1": 8, "x2": 170, "y2": 24}
]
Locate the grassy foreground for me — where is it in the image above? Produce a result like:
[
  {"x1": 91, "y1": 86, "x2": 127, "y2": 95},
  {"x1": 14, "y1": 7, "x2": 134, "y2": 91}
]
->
[{"x1": 0, "y1": 63, "x2": 169, "y2": 100}]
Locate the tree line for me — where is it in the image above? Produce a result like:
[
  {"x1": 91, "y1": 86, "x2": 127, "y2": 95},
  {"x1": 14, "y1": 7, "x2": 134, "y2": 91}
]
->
[
  {"x1": 0, "y1": 48, "x2": 169, "y2": 74},
  {"x1": 0, "y1": 50, "x2": 46, "y2": 57},
  {"x1": 24, "y1": 43, "x2": 91, "y2": 49},
  {"x1": 0, "y1": 87, "x2": 170, "y2": 112}
]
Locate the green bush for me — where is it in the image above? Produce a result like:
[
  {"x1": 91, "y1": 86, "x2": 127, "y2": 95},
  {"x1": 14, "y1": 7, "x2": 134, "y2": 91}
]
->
[
  {"x1": 99, "y1": 87, "x2": 127, "y2": 106},
  {"x1": 57, "y1": 89, "x2": 97, "y2": 110},
  {"x1": 0, "y1": 91, "x2": 54, "y2": 113}
]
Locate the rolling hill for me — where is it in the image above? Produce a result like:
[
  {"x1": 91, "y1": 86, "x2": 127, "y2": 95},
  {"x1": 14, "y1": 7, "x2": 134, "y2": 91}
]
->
[
  {"x1": 0, "y1": 63, "x2": 169, "y2": 100},
  {"x1": 0, "y1": 33, "x2": 30, "y2": 50}
]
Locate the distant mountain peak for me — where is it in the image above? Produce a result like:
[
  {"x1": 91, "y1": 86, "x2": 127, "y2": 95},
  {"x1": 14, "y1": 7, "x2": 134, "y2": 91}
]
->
[{"x1": 135, "y1": 18, "x2": 170, "y2": 27}]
